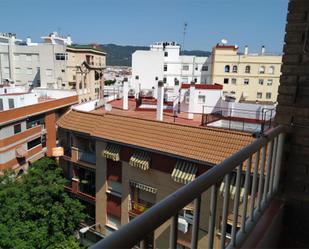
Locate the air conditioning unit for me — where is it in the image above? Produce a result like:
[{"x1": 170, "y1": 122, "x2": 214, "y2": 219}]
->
[{"x1": 178, "y1": 217, "x2": 188, "y2": 233}]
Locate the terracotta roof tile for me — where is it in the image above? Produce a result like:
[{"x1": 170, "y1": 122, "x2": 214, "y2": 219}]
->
[{"x1": 57, "y1": 110, "x2": 254, "y2": 165}]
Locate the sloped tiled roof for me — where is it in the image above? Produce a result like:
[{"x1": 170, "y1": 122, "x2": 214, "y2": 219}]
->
[{"x1": 57, "y1": 110, "x2": 254, "y2": 165}]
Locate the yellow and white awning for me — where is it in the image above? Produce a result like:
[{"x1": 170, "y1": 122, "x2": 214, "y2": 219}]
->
[
  {"x1": 129, "y1": 151, "x2": 151, "y2": 170},
  {"x1": 219, "y1": 173, "x2": 246, "y2": 201},
  {"x1": 171, "y1": 160, "x2": 198, "y2": 184},
  {"x1": 103, "y1": 143, "x2": 121, "y2": 161},
  {"x1": 129, "y1": 180, "x2": 157, "y2": 194}
]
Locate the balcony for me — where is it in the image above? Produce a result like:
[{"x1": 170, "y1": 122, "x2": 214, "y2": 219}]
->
[
  {"x1": 90, "y1": 125, "x2": 286, "y2": 249},
  {"x1": 78, "y1": 150, "x2": 96, "y2": 164},
  {"x1": 129, "y1": 201, "x2": 153, "y2": 216}
]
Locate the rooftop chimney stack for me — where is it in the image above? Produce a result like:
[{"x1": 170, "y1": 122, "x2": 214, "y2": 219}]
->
[
  {"x1": 188, "y1": 81, "x2": 195, "y2": 120},
  {"x1": 261, "y1": 45, "x2": 266, "y2": 55},
  {"x1": 156, "y1": 81, "x2": 164, "y2": 121},
  {"x1": 244, "y1": 45, "x2": 249, "y2": 55},
  {"x1": 123, "y1": 78, "x2": 129, "y2": 110}
]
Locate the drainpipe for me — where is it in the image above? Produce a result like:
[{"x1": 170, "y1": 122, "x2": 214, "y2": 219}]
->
[
  {"x1": 188, "y1": 81, "x2": 195, "y2": 120},
  {"x1": 156, "y1": 80, "x2": 164, "y2": 121},
  {"x1": 123, "y1": 77, "x2": 129, "y2": 110}
]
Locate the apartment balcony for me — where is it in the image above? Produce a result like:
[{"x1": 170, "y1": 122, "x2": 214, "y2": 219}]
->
[
  {"x1": 78, "y1": 150, "x2": 96, "y2": 164},
  {"x1": 90, "y1": 125, "x2": 287, "y2": 249},
  {"x1": 129, "y1": 201, "x2": 153, "y2": 217}
]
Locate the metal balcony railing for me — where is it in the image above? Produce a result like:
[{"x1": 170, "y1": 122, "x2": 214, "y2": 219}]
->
[
  {"x1": 78, "y1": 150, "x2": 96, "y2": 164},
  {"x1": 90, "y1": 125, "x2": 286, "y2": 249}
]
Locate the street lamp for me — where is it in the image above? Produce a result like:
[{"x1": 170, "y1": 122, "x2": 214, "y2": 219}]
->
[{"x1": 79, "y1": 223, "x2": 101, "y2": 234}]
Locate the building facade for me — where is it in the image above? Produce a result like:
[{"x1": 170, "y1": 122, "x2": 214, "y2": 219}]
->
[
  {"x1": 131, "y1": 42, "x2": 209, "y2": 93},
  {"x1": 57, "y1": 109, "x2": 254, "y2": 248},
  {"x1": 208, "y1": 44, "x2": 282, "y2": 103},
  {"x1": 0, "y1": 86, "x2": 78, "y2": 175},
  {"x1": 0, "y1": 32, "x2": 106, "y2": 102}
]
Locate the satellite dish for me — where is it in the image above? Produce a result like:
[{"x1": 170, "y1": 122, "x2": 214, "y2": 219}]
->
[
  {"x1": 221, "y1": 38, "x2": 228, "y2": 45},
  {"x1": 104, "y1": 103, "x2": 112, "y2": 112}
]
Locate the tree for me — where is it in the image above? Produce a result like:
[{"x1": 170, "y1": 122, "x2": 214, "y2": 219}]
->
[{"x1": 0, "y1": 157, "x2": 85, "y2": 249}]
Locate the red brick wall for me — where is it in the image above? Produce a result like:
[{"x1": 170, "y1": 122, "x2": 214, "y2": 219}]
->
[{"x1": 275, "y1": 0, "x2": 309, "y2": 246}]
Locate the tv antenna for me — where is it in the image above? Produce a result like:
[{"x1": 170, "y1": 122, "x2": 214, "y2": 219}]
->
[{"x1": 182, "y1": 22, "x2": 188, "y2": 55}]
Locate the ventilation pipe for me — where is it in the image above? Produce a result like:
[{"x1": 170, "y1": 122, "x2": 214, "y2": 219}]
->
[
  {"x1": 261, "y1": 45, "x2": 266, "y2": 55},
  {"x1": 244, "y1": 45, "x2": 249, "y2": 55},
  {"x1": 156, "y1": 80, "x2": 164, "y2": 121},
  {"x1": 123, "y1": 78, "x2": 129, "y2": 110},
  {"x1": 188, "y1": 81, "x2": 195, "y2": 120}
]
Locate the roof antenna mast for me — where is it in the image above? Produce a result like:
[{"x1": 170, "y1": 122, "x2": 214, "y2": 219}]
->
[{"x1": 182, "y1": 22, "x2": 188, "y2": 55}]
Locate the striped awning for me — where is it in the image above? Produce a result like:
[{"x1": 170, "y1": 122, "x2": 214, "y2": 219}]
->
[
  {"x1": 129, "y1": 151, "x2": 151, "y2": 170},
  {"x1": 219, "y1": 173, "x2": 245, "y2": 201},
  {"x1": 103, "y1": 143, "x2": 121, "y2": 161},
  {"x1": 129, "y1": 180, "x2": 157, "y2": 194},
  {"x1": 171, "y1": 160, "x2": 198, "y2": 184}
]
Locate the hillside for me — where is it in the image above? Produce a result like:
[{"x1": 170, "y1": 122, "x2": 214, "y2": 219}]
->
[{"x1": 100, "y1": 44, "x2": 210, "y2": 66}]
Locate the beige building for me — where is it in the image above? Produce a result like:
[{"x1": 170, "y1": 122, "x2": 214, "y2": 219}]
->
[
  {"x1": 57, "y1": 109, "x2": 254, "y2": 248},
  {"x1": 65, "y1": 45, "x2": 106, "y2": 102},
  {"x1": 205, "y1": 44, "x2": 282, "y2": 103}
]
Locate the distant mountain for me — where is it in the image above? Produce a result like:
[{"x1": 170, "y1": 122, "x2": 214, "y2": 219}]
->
[{"x1": 100, "y1": 44, "x2": 211, "y2": 66}]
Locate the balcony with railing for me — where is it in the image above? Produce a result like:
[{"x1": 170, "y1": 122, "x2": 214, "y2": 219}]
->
[
  {"x1": 129, "y1": 201, "x2": 153, "y2": 217},
  {"x1": 78, "y1": 150, "x2": 96, "y2": 164},
  {"x1": 90, "y1": 125, "x2": 286, "y2": 249}
]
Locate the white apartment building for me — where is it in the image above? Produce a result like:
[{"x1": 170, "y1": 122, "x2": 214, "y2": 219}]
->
[
  {"x1": 0, "y1": 32, "x2": 68, "y2": 89},
  {"x1": 131, "y1": 42, "x2": 209, "y2": 93}
]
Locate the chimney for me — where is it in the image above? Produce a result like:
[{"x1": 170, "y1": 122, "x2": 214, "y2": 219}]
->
[
  {"x1": 244, "y1": 45, "x2": 249, "y2": 55},
  {"x1": 156, "y1": 81, "x2": 164, "y2": 121},
  {"x1": 173, "y1": 79, "x2": 180, "y2": 111},
  {"x1": 122, "y1": 78, "x2": 129, "y2": 110},
  {"x1": 188, "y1": 81, "x2": 195, "y2": 120},
  {"x1": 261, "y1": 45, "x2": 266, "y2": 55}
]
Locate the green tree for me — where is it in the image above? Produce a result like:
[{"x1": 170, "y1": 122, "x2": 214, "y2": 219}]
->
[{"x1": 0, "y1": 157, "x2": 85, "y2": 249}]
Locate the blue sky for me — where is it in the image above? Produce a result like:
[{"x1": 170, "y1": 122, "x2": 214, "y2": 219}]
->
[{"x1": 0, "y1": 0, "x2": 288, "y2": 52}]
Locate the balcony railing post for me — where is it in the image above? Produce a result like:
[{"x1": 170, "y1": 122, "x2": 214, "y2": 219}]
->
[
  {"x1": 208, "y1": 185, "x2": 218, "y2": 249},
  {"x1": 273, "y1": 133, "x2": 285, "y2": 192},
  {"x1": 263, "y1": 140, "x2": 274, "y2": 203},
  {"x1": 268, "y1": 137, "x2": 278, "y2": 197},
  {"x1": 191, "y1": 195, "x2": 201, "y2": 249},
  {"x1": 257, "y1": 146, "x2": 266, "y2": 212},
  {"x1": 221, "y1": 174, "x2": 231, "y2": 249},
  {"x1": 249, "y1": 150, "x2": 260, "y2": 221},
  {"x1": 169, "y1": 214, "x2": 178, "y2": 249}
]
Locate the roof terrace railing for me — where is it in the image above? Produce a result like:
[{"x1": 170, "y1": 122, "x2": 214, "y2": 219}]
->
[{"x1": 90, "y1": 125, "x2": 286, "y2": 249}]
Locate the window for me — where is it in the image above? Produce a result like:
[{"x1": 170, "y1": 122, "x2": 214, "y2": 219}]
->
[
  {"x1": 61, "y1": 69, "x2": 65, "y2": 73},
  {"x1": 8, "y1": 98, "x2": 14, "y2": 109},
  {"x1": 224, "y1": 78, "x2": 229, "y2": 84},
  {"x1": 14, "y1": 124, "x2": 21, "y2": 134},
  {"x1": 164, "y1": 51, "x2": 168, "y2": 57},
  {"x1": 155, "y1": 76, "x2": 158, "y2": 80},
  {"x1": 268, "y1": 66, "x2": 275, "y2": 74},
  {"x1": 202, "y1": 65, "x2": 208, "y2": 71},
  {"x1": 26, "y1": 114, "x2": 45, "y2": 129},
  {"x1": 195, "y1": 67, "x2": 198, "y2": 71},
  {"x1": 257, "y1": 92, "x2": 262, "y2": 99},
  {"x1": 244, "y1": 79, "x2": 249, "y2": 85},
  {"x1": 0, "y1": 99, "x2": 3, "y2": 111},
  {"x1": 164, "y1": 65, "x2": 167, "y2": 71},
  {"x1": 224, "y1": 65, "x2": 230, "y2": 73},
  {"x1": 266, "y1": 92, "x2": 272, "y2": 99},
  {"x1": 3, "y1": 67, "x2": 9, "y2": 74},
  {"x1": 182, "y1": 64, "x2": 189, "y2": 71},
  {"x1": 46, "y1": 69, "x2": 52, "y2": 76},
  {"x1": 231, "y1": 78, "x2": 237, "y2": 84},
  {"x1": 27, "y1": 137, "x2": 41, "y2": 150},
  {"x1": 163, "y1": 77, "x2": 167, "y2": 83},
  {"x1": 15, "y1": 67, "x2": 21, "y2": 74},
  {"x1": 55, "y1": 53, "x2": 67, "y2": 60},
  {"x1": 259, "y1": 66, "x2": 265, "y2": 74},
  {"x1": 245, "y1": 65, "x2": 251, "y2": 73},
  {"x1": 181, "y1": 77, "x2": 188, "y2": 83},
  {"x1": 198, "y1": 95, "x2": 206, "y2": 104},
  {"x1": 259, "y1": 79, "x2": 264, "y2": 85},
  {"x1": 106, "y1": 214, "x2": 121, "y2": 230},
  {"x1": 107, "y1": 180, "x2": 122, "y2": 197},
  {"x1": 26, "y1": 55, "x2": 32, "y2": 61},
  {"x1": 267, "y1": 79, "x2": 273, "y2": 86},
  {"x1": 194, "y1": 78, "x2": 197, "y2": 83},
  {"x1": 232, "y1": 65, "x2": 238, "y2": 73},
  {"x1": 26, "y1": 68, "x2": 32, "y2": 75},
  {"x1": 135, "y1": 75, "x2": 139, "y2": 80}
]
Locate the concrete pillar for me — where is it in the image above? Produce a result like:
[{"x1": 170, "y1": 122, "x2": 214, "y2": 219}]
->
[
  {"x1": 123, "y1": 78, "x2": 129, "y2": 110},
  {"x1": 156, "y1": 81, "x2": 164, "y2": 121},
  {"x1": 45, "y1": 111, "x2": 56, "y2": 156},
  {"x1": 188, "y1": 81, "x2": 195, "y2": 120}
]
